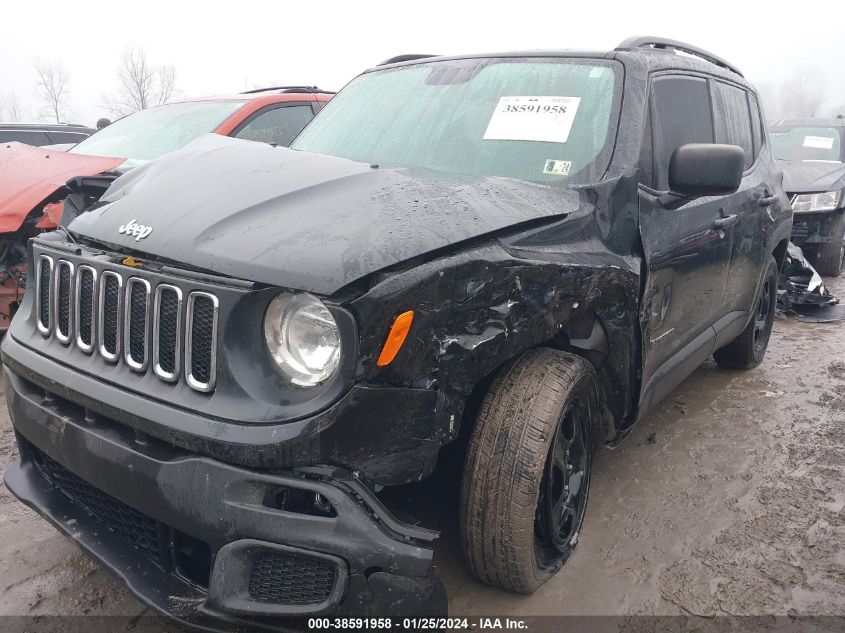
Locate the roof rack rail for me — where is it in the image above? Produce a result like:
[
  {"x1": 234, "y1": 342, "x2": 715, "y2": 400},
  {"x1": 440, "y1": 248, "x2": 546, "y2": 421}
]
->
[
  {"x1": 378, "y1": 54, "x2": 438, "y2": 66},
  {"x1": 616, "y1": 36, "x2": 743, "y2": 77},
  {"x1": 241, "y1": 86, "x2": 335, "y2": 95}
]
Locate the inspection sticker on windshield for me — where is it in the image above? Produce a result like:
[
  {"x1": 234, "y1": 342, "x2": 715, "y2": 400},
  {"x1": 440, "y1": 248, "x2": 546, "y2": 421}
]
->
[
  {"x1": 483, "y1": 96, "x2": 581, "y2": 143},
  {"x1": 803, "y1": 135, "x2": 835, "y2": 150},
  {"x1": 543, "y1": 159, "x2": 572, "y2": 176}
]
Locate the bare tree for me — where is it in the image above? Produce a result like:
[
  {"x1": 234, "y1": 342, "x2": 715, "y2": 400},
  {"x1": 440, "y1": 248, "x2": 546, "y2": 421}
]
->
[
  {"x1": 0, "y1": 92, "x2": 26, "y2": 122},
  {"x1": 35, "y1": 59, "x2": 70, "y2": 123},
  {"x1": 105, "y1": 46, "x2": 177, "y2": 116},
  {"x1": 778, "y1": 67, "x2": 827, "y2": 119},
  {"x1": 158, "y1": 64, "x2": 177, "y2": 104}
]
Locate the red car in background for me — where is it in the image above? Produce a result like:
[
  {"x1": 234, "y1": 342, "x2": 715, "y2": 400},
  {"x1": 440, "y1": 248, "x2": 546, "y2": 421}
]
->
[{"x1": 0, "y1": 86, "x2": 333, "y2": 330}]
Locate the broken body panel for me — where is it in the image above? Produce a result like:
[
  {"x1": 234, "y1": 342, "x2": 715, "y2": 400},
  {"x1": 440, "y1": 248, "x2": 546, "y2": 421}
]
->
[
  {"x1": 0, "y1": 143, "x2": 124, "y2": 329},
  {"x1": 0, "y1": 143, "x2": 124, "y2": 234},
  {"x1": 777, "y1": 241, "x2": 838, "y2": 311}
]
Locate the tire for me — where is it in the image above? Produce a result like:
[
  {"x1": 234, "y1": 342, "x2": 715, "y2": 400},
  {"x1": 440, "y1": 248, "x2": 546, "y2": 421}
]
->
[
  {"x1": 713, "y1": 256, "x2": 777, "y2": 370},
  {"x1": 459, "y1": 347, "x2": 600, "y2": 594},
  {"x1": 813, "y1": 211, "x2": 845, "y2": 277}
]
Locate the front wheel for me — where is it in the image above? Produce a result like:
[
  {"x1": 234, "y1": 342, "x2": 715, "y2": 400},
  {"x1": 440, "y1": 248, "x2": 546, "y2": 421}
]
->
[
  {"x1": 713, "y1": 256, "x2": 777, "y2": 370},
  {"x1": 459, "y1": 348, "x2": 600, "y2": 594}
]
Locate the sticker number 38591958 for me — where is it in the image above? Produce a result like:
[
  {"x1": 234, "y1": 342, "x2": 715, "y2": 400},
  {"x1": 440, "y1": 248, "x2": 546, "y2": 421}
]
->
[{"x1": 483, "y1": 96, "x2": 581, "y2": 144}]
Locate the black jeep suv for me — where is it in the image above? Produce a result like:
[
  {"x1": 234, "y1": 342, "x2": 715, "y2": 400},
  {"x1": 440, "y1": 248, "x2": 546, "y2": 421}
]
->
[
  {"x1": 3, "y1": 37, "x2": 791, "y2": 628},
  {"x1": 769, "y1": 118, "x2": 845, "y2": 276}
]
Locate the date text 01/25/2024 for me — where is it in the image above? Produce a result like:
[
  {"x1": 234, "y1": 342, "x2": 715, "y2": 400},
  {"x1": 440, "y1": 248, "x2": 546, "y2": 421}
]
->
[{"x1": 306, "y1": 617, "x2": 528, "y2": 630}]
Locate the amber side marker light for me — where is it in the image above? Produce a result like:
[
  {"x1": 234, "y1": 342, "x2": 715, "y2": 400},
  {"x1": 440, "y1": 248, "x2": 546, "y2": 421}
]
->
[{"x1": 376, "y1": 310, "x2": 414, "y2": 367}]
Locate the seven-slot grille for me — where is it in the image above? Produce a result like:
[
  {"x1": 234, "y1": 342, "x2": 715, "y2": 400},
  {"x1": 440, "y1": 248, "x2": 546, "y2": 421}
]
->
[{"x1": 36, "y1": 255, "x2": 219, "y2": 392}]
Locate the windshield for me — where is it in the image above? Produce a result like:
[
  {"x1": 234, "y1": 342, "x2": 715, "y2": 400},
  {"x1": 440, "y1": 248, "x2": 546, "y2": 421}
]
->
[
  {"x1": 71, "y1": 100, "x2": 247, "y2": 169},
  {"x1": 292, "y1": 58, "x2": 621, "y2": 185},
  {"x1": 769, "y1": 125, "x2": 844, "y2": 162}
]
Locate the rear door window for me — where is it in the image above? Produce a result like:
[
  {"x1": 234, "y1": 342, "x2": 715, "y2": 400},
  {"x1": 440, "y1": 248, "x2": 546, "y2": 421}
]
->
[
  {"x1": 712, "y1": 81, "x2": 754, "y2": 169},
  {"x1": 648, "y1": 76, "x2": 715, "y2": 190},
  {"x1": 235, "y1": 105, "x2": 315, "y2": 146}
]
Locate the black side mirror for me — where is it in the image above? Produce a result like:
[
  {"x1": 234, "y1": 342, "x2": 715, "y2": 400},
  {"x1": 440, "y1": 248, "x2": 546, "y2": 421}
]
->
[{"x1": 659, "y1": 143, "x2": 745, "y2": 209}]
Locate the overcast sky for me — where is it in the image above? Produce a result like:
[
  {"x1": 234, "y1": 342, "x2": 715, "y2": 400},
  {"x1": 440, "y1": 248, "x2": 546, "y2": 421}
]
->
[{"x1": 1, "y1": 0, "x2": 842, "y2": 126}]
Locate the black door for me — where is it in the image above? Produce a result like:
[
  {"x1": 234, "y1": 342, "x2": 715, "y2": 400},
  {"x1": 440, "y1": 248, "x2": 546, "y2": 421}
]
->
[
  {"x1": 713, "y1": 84, "x2": 781, "y2": 316},
  {"x1": 637, "y1": 74, "x2": 738, "y2": 413}
]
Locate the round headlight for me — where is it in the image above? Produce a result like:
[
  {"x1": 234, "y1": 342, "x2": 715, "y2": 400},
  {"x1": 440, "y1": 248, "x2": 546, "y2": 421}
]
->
[{"x1": 263, "y1": 292, "x2": 342, "y2": 387}]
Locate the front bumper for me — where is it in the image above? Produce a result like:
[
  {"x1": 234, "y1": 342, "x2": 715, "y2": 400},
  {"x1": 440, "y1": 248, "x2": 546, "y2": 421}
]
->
[
  {"x1": 3, "y1": 365, "x2": 446, "y2": 630},
  {"x1": 3, "y1": 318, "x2": 442, "y2": 486}
]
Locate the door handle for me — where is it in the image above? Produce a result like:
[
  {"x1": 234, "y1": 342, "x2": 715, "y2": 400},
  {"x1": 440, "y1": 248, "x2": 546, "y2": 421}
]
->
[
  {"x1": 756, "y1": 195, "x2": 778, "y2": 207},
  {"x1": 714, "y1": 214, "x2": 738, "y2": 230}
]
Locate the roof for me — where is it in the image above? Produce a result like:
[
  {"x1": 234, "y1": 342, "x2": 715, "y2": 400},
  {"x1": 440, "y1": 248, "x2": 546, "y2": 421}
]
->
[
  {"x1": 0, "y1": 122, "x2": 93, "y2": 130},
  {"x1": 240, "y1": 86, "x2": 335, "y2": 95},
  {"x1": 616, "y1": 36, "x2": 742, "y2": 76},
  {"x1": 372, "y1": 37, "x2": 754, "y2": 91},
  {"x1": 164, "y1": 89, "x2": 333, "y2": 105}
]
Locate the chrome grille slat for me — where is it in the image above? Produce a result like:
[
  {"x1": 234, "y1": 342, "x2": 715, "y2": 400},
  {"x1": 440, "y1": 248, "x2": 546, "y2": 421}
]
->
[
  {"x1": 98, "y1": 271, "x2": 123, "y2": 362},
  {"x1": 124, "y1": 278, "x2": 151, "y2": 371},
  {"x1": 153, "y1": 284, "x2": 183, "y2": 382},
  {"x1": 185, "y1": 292, "x2": 219, "y2": 393},
  {"x1": 75, "y1": 266, "x2": 97, "y2": 353},
  {"x1": 36, "y1": 255, "x2": 53, "y2": 336},
  {"x1": 33, "y1": 252, "x2": 219, "y2": 393},
  {"x1": 54, "y1": 260, "x2": 74, "y2": 344}
]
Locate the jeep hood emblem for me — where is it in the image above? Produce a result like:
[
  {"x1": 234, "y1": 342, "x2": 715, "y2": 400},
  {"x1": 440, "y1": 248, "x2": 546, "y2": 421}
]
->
[{"x1": 118, "y1": 219, "x2": 153, "y2": 241}]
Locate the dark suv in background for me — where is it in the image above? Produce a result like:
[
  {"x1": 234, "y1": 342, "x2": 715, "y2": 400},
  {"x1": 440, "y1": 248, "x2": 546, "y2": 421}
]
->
[
  {"x1": 769, "y1": 118, "x2": 845, "y2": 275},
  {"x1": 0, "y1": 122, "x2": 95, "y2": 146},
  {"x1": 3, "y1": 37, "x2": 790, "y2": 628}
]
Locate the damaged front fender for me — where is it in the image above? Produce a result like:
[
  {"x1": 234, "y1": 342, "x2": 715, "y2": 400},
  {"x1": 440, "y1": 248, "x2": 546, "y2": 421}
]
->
[{"x1": 340, "y1": 176, "x2": 643, "y2": 485}]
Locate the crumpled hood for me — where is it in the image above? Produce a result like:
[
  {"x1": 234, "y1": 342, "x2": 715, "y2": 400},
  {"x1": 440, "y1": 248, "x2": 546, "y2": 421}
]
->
[
  {"x1": 0, "y1": 142, "x2": 124, "y2": 233},
  {"x1": 779, "y1": 159, "x2": 845, "y2": 194},
  {"x1": 70, "y1": 134, "x2": 578, "y2": 294}
]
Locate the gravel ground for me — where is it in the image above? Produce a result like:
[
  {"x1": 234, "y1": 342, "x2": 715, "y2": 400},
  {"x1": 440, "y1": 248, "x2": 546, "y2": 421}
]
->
[{"x1": 0, "y1": 277, "x2": 843, "y2": 630}]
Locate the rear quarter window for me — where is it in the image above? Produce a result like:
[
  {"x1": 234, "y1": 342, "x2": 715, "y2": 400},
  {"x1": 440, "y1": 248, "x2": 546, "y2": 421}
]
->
[{"x1": 748, "y1": 93, "x2": 764, "y2": 158}]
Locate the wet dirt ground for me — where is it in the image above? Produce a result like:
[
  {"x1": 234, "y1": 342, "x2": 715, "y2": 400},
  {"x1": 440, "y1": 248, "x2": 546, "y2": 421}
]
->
[{"x1": 0, "y1": 277, "x2": 843, "y2": 630}]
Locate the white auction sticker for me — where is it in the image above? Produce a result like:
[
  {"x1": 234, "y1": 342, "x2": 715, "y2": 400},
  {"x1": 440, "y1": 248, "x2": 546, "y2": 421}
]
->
[
  {"x1": 803, "y1": 135, "x2": 835, "y2": 150},
  {"x1": 483, "y1": 96, "x2": 581, "y2": 144}
]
